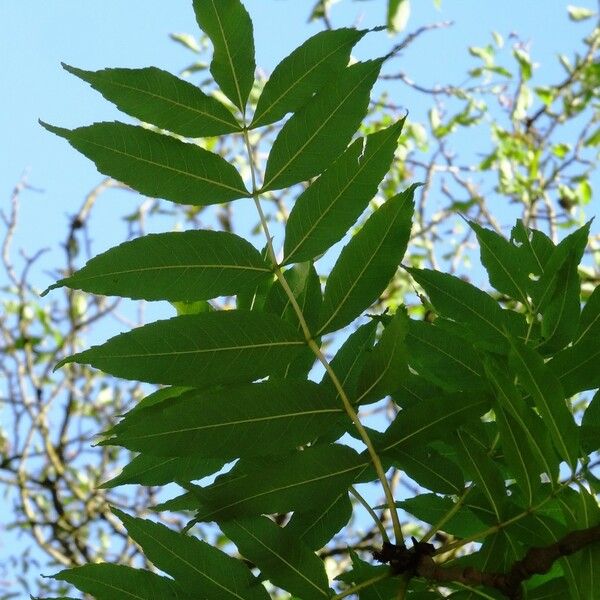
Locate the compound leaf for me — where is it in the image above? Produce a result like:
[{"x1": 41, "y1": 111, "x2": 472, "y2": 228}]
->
[
  {"x1": 41, "y1": 121, "x2": 249, "y2": 206},
  {"x1": 193, "y1": 0, "x2": 255, "y2": 112},
  {"x1": 318, "y1": 185, "x2": 416, "y2": 335},
  {"x1": 56, "y1": 311, "x2": 305, "y2": 387},
  {"x1": 43, "y1": 231, "x2": 272, "y2": 301},
  {"x1": 62, "y1": 63, "x2": 240, "y2": 136}
]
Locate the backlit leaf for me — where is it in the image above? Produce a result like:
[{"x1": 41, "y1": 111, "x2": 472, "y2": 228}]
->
[
  {"x1": 62, "y1": 64, "x2": 240, "y2": 136},
  {"x1": 56, "y1": 311, "x2": 305, "y2": 387},
  {"x1": 283, "y1": 119, "x2": 405, "y2": 264},
  {"x1": 193, "y1": 0, "x2": 255, "y2": 112},
  {"x1": 101, "y1": 454, "x2": 224, "y2": 488},
  {"x1": 53, "y1": 564, "x2": 189, "y2": 600},
  {"x1": 509, "y1": 338, "x2": 579, "y2": 468},
  {"x1": 195, "y1": 444, "x2": 368, "y2": 521},
  {"x1": 251, "y1": 28, "x2": 367, "y2": 128},
  {"x1": 113, "y1": 509, "x2": 269, "y2": 599},
  {"x1": 261, "y1": 59, "x2": 383, "y2": 191},
  {"x1": 43, "y1": 231, "x2": 272, "y2": 302},
  {"x1": 355, "y1": 310, "x2": 408, "y2": 404},
  {"x1": 285, "y1": 491, "x2": 352, "y2": 550},
  {"x1": 220, "y1": 516, "x2": 330, "y2": 600},
  {"x1": 41, "y1": 121, "x2": 249, "y2": 206},
  {"x1": 470, "y1": 221, "x2": 530, "y2": 304},
  {"x1": 573, "y1": 282, "x2": 600, "y2": 347},
  {"x1": 317, "y1": 185, "x2": 416, "y2": 335},
  {"x1": 104, "y1": 380, "x2": 344, "y2": 460}
]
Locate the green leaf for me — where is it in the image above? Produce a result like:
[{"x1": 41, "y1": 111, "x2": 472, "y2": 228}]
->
[
  {"x1": 113, "y1": 509, "x2": 269, "y2": 599},
  {"x1": 251, "y1": 28, "x2": 367, "y2": 128},
  {"x1": 573, "y1": 282, "x2": 600, "y2": 347},
  {"x1": 550, "y1": 340, "x2": 600, "y2": 397},
  {"x1": 527, "y1": 578, "x2": 570, "y2": 599},
  {"x1": 509, "y1": 339, "x2": 579, "y2": 468},
  {"x1": 193, "y1": 0, "x2": 255, "y2": 112},
  {"x1": 391, "y1": 373, "x2": 443, "y2": 408},
  {"x1": 397, "y1": 494, "x2": 487, "y2": 538},
  {"x1": 407, "y1": 268, "x2": 512, "y2": 352},
  {"x1": 377, "y1": 392, "x2": 489, "y2": 453},
  {"x1": 261, "y1": 59, "x2": 383, "y2": 191},
  {"x1": 567, "y1": 5, "x2": 596, "y2": 21},
  {"x1": 532, "y1": 221, "x2": 590, "y2": 313},
  {"x1": 581, "y1": 390, "x2": 600, "y2": 454},
  {"x1": 53, "y1": 564, "x2": 189, "y2": 600},
  {"x1": 404, "y1": 319, "x2": 486, "y2": 392},
  {"x1": 469, "y1": 221, "x2": 530, "y2": 304},
  {"x1": 104, "y1": 380, "x2": 344, "y2": 460},
  {"x1": 100, "y1": 454, "x2": 225, "y2": 488},
  {"x1": 355, "y1": 310, "x2": 408, "y2": 404},
  {"x1": 40, "y1": 121, "x2": 249, "y2": 206},
  {"x1": 283, "y1": 119, "x2": 405, "y2": 264},
  {"x1": 220, "y1": 516, "x2": 330, "y2": 600},
  {"x1": 43, "y1": 231, "x2": 272, "y2": 301},
  {"x1": 130, "y1": 386, "x2": 188, "y2": 414},
  {"x1": 321, "y1": 320, "x2": 378, "y2": 403},
  {"x1": 285, "y1": 491, "x2": 352, "y2": 550},
  {"x1": 384, "y1": 446, "x2": 464, "y2": 495},
  {"x1": 237, "y1": 245, "x2": 275, "y2": 312},
  {"x1": 455, "y1": 428, "x2": 507, "y2": 521},
  {"x1": 336, "y1": 551, "x2": 396, "y2": 600},
  {"x1": 62, "y1": 64, "x2": 241, "y2": 136},
  {"x1": 388, "y1": 0, "x2": 411, "y2": 32},
  {"x1": 194, "y1": 444, "x2": 368, "y2": 521},
  {"x1": 317, "y1": 185, "x2": 416, "y2": 335},
  {"x1": 538, "y1": 251, "x2": 581, "y2": 353},
  {"x1": 510, "y1": 219, "x2": 554, "y2": 279},
  {"x1": 57, "y1": 311, "x2": 305, "y2": 387}
]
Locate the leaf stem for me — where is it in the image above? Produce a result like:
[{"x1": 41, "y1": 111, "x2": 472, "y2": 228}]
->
[
  {"x1": 242, "y1": 126, "x2": 404, "y2": 546},
  {"x1": 349, "y1": 485, "x2": 389, "y2": 543}
]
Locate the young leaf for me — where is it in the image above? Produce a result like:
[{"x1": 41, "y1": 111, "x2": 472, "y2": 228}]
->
[
  {"x1": 56, "y1": 311, "x2": 305, "y2": 387},
  {"x1": 40, "y1": 122, "x2": 249, "y2": 206},
  {"x1": 113, "y1": 509, "x2": 269, "y2": 599},
  {"x1": 192, "y1": 0, "x2": 255, "y2": 113},
  {"x1": 404, "y1": 319, "x2": 486, "y2": 392},
  {"x1": 43, "y1": 231, "x2": 272, "y2": 301},
  {"x1": 283, "y1": 119, "x2": 405, "y2": 264},
  {"x1": 103, "y1": 380, "x2": 345, "y2": 460},
  {"x1": 407, "y1": 267, "x2": 511, "y2": 351},
  {"x1": 251, "y1": 28, "x2": 367, "y2": 128},
  {"x1": 194, "y1": 444, "x2": 368, "y2": 521},
  {"x1": 377, "y1": 392, "x2": 489, "y2": 453},
  {"x1": 355, "y1": 310, "x2": 408, "y2": 405},
  {"x1": 100, "y1": 454, "x2": 225, "y2": 488},
  {"x1": 220, "y1": 516, "x2": 331, "y2": 600},
  {"x1": 317, "y1": 185, "x2": 416, "y2": 335},
  {"x1": 261, "y1": 59, "x2": 384, "y2": 191},
  {"x1": 470, "y1": 221, "x2": 530, "y2": 305},
  {"x1": 62, "y1": 64, "x2": 241, "y2": 136},
  {"x1": 509, "y1": 338, "x2": 579, "y2": 468},
  {"x1": 285, "y1": 491, "x2": 352, "y2": 550},
  {"x1": 53, "y1": 564, "x2": 190, "y2": 600}
]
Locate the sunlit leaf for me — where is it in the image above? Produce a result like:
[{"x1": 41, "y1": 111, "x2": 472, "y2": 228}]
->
[
  {"x1": 193, "y1": 0, "x2": 255, "y2": 112},
  {"x1": 57, "y1": 311, "x2": 305, "y2": 387},
  {"x1": 113, "y1": 509, "x2": 269, "y2": 599},
  {"x1": 283, "y1": 119, "x2": 405, "y2": 264},
  {"x1": 41, "y1": 121, "x2": 249, "y2": 206},
  {"x1": 43, "y1": 231, "x2": 272, "y2": 301},
  {"x1": 251, "y1": 28, "x2": 367, "y2": 128},
  {"x1": 220, "y1": 516, "x2": 330, "y2": 600},
  {"x1": 318, "y1": 185, "x2": 416, "y2": 335},
  {"x1": 261, "y1": 59, "x2": 383, "y2": 191},
  {"x1": 62, "y1": 64, "x2": 240, "y2": 136}
]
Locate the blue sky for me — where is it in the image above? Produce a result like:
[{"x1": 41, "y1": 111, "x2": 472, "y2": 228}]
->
[{"x1": 0, "y1": 0, "x2": 597, "y2": 595}]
